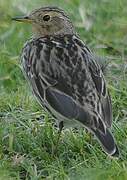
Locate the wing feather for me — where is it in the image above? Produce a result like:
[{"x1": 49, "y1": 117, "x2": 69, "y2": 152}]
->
[{"x1": 87, "y1": 53, "x2": 112, "y2": 127}]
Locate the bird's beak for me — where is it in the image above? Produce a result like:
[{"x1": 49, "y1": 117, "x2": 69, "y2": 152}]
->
[{"x1": 12, "y1": 16, "x2": 32, "y2": 23}]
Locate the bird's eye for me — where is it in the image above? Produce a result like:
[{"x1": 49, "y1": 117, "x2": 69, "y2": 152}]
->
[{"x1": 43, "y1": 14, "x2": 50, "y2": 21}]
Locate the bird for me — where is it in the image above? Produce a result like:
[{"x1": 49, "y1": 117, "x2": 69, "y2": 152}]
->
[{"x1": 12, "y1": 6, "x2": 119, "y2": 157}]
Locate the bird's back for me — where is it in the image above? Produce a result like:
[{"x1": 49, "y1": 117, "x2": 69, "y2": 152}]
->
[{"x1": 21, "y1": 35, "x2": 98, "y2": 112}]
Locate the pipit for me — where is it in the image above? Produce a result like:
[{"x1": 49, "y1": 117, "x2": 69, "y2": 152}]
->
[{"x1": 12, "y1": 7, "x2": 119, "y2": 157}]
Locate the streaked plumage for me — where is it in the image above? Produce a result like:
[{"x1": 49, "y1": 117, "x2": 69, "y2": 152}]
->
[{"x1": 13, "y1": 7, "x2": 119, "y2": 157}]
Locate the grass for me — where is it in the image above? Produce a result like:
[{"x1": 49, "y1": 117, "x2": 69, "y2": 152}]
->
[{"x1": 0, "y1": 0, "x2": 127, "y2": 179}]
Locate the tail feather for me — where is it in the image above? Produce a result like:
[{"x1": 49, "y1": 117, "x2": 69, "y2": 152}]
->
[{"x1": 92, "y1": 128, "x2": 119, "y2": 157}]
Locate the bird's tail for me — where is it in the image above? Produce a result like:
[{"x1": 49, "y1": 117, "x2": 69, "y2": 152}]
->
[{"x1": 92, "y1": 128, "x2": 119, "y2": 157}]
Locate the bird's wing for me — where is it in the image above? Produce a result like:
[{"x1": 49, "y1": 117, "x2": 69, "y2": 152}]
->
[
  {"x1": 87, "y1": 53, "x2": 112, "y2": 127},
  {"x1": 67, "y1": 35, "x2": 112, "y2": 128}
]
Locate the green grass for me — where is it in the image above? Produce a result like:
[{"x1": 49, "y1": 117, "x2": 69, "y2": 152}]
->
[{"x1": 0, "y1": 0, "x2": 127, "y2": 179}]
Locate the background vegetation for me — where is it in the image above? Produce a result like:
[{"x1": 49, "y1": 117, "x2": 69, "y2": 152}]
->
[{"x1": 0, "y1": 0, "x2": 127, "y2": 179}]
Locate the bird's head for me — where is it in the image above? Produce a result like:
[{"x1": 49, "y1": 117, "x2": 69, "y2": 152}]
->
[{"x1": 12, "y1": 7, "x2": 75, "y2": 37}]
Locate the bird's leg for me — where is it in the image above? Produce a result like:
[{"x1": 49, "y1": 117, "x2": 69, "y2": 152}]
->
[
  {"x1": 88, "y1": 131, "x2": 92, "y2": 144},
  {"x1": 53, "y1": 121, "x2": 64, "y2": 155},
  {"x1": 57, "y1": 121, "x2": 64, "y2": 145},
  {"x1": 86, "y1": 129, "x2": 93, "y2": 144}
]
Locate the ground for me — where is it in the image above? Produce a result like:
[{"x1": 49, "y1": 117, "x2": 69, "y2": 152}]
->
[{"x1": 0, "y1": 0, "x2": 127, "y2": 179}]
